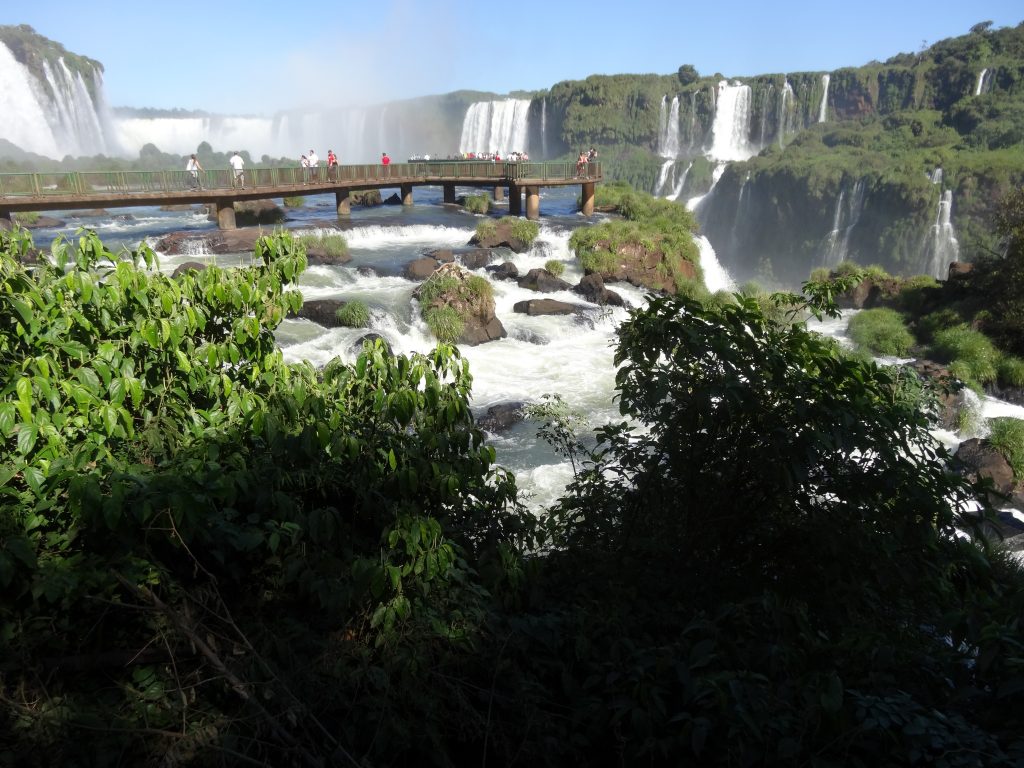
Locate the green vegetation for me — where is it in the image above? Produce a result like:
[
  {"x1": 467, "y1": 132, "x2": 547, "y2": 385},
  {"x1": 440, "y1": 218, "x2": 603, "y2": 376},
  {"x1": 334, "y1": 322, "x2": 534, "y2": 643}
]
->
[
  {"x1": 544, "y1": 259, "x2": 565, "y2": 277},
  {"x1": 474, "y1": 219, "x2": 497, "y2": 241},
  {"x1": 848, "y1": 307, "x2": 915, "y2": 356},
  {"x1": 570, "y1": 186, "x2": 703, "y2": 293},
  {"x1": 11, "y1": 211, "x2": 39, "y2": 225},
  {"x1": 424, "y1": 305, "x2": 464, "y2": 344},
  {"x1": 296, "y1": 232, "x2": 348, "y2": 259},
  {"x1": 416, "y1": 267, "x2": 494, "y2": 344},
  {"x1": 463, "y1": 191, "x2": 490, "y2": 214},
  {"x1": 282, "y1": 195, "x2": 305, "y2": 207},
  {"x1": 998, "y1": 356, "x2": 1024, "y2": 388},
  {"x1": 931, "y1": 325, "x2": 1001, "y2": 388},
  {"x1": 335, "y1": 299, "x2": 370, "y2": 328},
  {"x1": 2, "y1": 226, "x2": 1024, "y2": 765},
  {"x1": 988, "y1": 417, "x2": 1024, "y2": 477},
  {"x1": 501, "y1": 215, "x2": 540, "y2": 246}
]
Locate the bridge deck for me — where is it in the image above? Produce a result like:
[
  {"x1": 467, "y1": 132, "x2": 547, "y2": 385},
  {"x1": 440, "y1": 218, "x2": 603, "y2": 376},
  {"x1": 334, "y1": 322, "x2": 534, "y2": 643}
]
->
[{"x1": 0, "y1": 162, "x2": 602, "y2": 213}]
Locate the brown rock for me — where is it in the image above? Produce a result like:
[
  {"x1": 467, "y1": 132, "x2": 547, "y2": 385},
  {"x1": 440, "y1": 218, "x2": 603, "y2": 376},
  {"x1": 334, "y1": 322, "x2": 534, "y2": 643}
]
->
[
  {"x1": 476, "y1": 401, "x2": 526, "y2": 432},
  {"x1": 513, "y1": 299, "x2": 584, "y2": 316},
  {"x1": 956, "y1": 438, "x2": 1015, "y2": 495},
  {"x1": 469, "y1": 220, "x2": 532, "y2": 253},
  {"x1": 404, "y1": 257, "x2": 441, "y2": 280},
  {"x1": 413, "y1": 262, "x2": 505, "y2": 346},
  {"x1": 171, "y1": 261, "x2": 208, "y2": 279},
  {"x1": 573, "y1": 273, "x2": 625, "y2": 306},
  {"x1": 486, "y1": 261, "x2": 519, "y2": 281},
  {"x1": 294, "y1": 299, "x2": 346, "y2": 327},
  {"x1": 518, "y1": 268, "x2": 572, "y2": 293}
]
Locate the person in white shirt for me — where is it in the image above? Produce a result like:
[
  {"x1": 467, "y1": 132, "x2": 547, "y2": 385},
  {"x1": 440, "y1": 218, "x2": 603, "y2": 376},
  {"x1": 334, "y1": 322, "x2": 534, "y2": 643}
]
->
[
  {"x1": 307, "y1": 150, "x2": 319, "y2": 183},
  {"x1": 186, "y1": 154, "x2": 203, "y2": 189},
  {"x1": 229, "y1": 151, "x2": 245, "y2": 188}
]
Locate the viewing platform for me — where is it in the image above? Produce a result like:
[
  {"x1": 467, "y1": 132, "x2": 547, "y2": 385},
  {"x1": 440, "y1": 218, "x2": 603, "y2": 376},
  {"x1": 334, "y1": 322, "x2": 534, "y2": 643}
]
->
[{"x1": 0, "y1": 161, "x2": 602, "y2": 229}]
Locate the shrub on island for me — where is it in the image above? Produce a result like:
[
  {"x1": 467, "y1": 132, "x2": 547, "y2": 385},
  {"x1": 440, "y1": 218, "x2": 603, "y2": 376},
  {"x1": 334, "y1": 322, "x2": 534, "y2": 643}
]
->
[{"x1": 336, "y1": 300, "x2": 370, "y2": 328}]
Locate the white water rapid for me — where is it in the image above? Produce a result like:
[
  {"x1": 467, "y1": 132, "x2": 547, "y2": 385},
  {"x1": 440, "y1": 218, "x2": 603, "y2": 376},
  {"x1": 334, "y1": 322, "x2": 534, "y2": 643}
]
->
[
  {"x1": 0, "y1": 41, "x2": 118, "y2": 158},
  {"x1": 818, "y1": 74, "x2": 830, "y2": 123},
  {"x1": 458, "y1": 99, "x2": 531, "y2": 156}
]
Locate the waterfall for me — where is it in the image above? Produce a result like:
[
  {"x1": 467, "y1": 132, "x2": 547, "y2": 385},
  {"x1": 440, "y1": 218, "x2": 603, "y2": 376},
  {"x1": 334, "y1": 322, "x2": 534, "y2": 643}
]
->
[
  {"x1": 540, "y1": 98, "x2": 548, "y2": 158},
  {"x1": 654, "y1": 159, "x2": 675, "y2": 196},
  {"x1": 923, "y1": 189, "x2": 960, "y2": 279},
  {"x1": 458, "y1": 99, "x2": 531, "y2": 155},
  {"x1": 669, "y1": 161, "x2": 692, "y2": 201},
  {"x1": 778, "y1": 80, "x2": 793, "y2": 147},
  {"x1": 687, "y1": 163, "x2": 728, "y2": 212},
  {"x1": 708, "y1": 81, "x2": 754, "y2": 162},
  {"x1": 929, "y1": 167, "x2": 944, "y2": 186},
  {"x1": 758, "y1": 84, "x2": 774, "y2": 149},
  {"x1": 818, "y1": 74, "x2": 830, "y2": 123},
  {"x1": 821, "y1": 180, "x2": 866, "y2": 268},
  {"x1": 0, "y1": 40, "x2": 117, "y2": 158},
  {"x1": 655, "y1": 96, "x2": 679, "y2": 159},
  {"x1": 974, "y1": 68, "x2": 989, "y2": 96},
  {"x1": 695, "y1": 235, "x2": 737, "y2": 293},
  {"x1": 688, "y1": 92, "x2": 699, "y2": 152}
]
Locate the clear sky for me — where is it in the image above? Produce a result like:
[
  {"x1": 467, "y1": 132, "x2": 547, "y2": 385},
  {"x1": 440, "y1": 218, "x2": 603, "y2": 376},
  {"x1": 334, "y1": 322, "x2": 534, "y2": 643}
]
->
[{"x1": 3, "y1": 0, "x2": 1022, "y2": 114}]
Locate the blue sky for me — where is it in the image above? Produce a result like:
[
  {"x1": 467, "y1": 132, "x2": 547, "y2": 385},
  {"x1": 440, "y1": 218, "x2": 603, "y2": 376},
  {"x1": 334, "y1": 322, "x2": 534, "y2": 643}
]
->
[{"x1": 4, "y1": 0, "x2": 1022, "y2": 114}]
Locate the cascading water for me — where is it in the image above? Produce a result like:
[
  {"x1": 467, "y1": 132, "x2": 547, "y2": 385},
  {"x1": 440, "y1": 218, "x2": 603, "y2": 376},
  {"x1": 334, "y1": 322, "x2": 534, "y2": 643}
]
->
[
  {"x1": 0, "y1": 40, "x2": 117, "y2": 158},
  {"x1": 821, "y1": 180, "x2": 866, "y2": 268},
  {"x1": 758, "y1": 84, "x2": 774, "y2": 148},
  {"x1": 695, "y1": 235, "x2": 737, "y2": 293},
  {"x1": 778, "y1": 80, "x2": 794, "y2": 147},
  {"x1": 458, "y1": 99, "x2": 531, "y2": 155},
  {"x1": 923, "y1": 189, "x2": 960, "y2": 279},
  {"x1": 708, "y1": 81, "x2": 755, "y2": 162},
  {"x1": 659, "y1": 96, "x2": 681, "y2": 158},
  {"x1": 818, "y1": 74, "x2": 830, "y2": 123},
  {"x1": 540, "y1": 98, "x2": 548, "y2": 159},
  {"x1": 975, "y1": 68, "x2": 990, "y2": 96},
  {"x1": 668, "y1": 161, "x2": 692, "y2": 201},
  {"x1": 688, "y1": 92, "x2": 699, "y2": 152}
]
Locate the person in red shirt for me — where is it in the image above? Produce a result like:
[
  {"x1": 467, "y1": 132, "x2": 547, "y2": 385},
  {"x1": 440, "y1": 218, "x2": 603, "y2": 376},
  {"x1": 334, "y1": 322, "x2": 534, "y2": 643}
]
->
[{"x1": 381, "y1": 152, "x2": 390, "y2": 178}]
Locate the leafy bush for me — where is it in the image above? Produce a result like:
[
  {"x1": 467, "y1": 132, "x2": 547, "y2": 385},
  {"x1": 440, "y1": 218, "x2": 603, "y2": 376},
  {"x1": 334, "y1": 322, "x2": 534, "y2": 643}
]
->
[
  {"x1": 424, "y1": 305, "x2": 464, "y2": 344},
  {"x1": 336, "y1": 299, "x2": 370, "y2": 328},
  {"x1": 931, "y1": 325, "x2": 1000, "y2": 385},
  {"x1": 988, "y1": 417, "x2": 1024, "y2": 477},
  {"x1": 282, "y1": 195, "x2": 305, "y2": 207},
  {"x1": 463, "y1": 192, "x2": 491, "y2": 214},
  {"x1": 417, "y1": 274, "x2": 461, "y2": 306},
  {"x1": 898, "y1": 274, "x2": 941, "y2": 313},
  {"x1": 809, "y1": 267, "x2": 831, "y2": 282},
  {"x1": 847, "y1": 308, "x2": 915, "y2": 356},
  {"x1": 544, "y1": 259, "x2": 566, "y2": 277},
  {"x1": 12, "y1": 211, "x2": 39, "y2": 225}
]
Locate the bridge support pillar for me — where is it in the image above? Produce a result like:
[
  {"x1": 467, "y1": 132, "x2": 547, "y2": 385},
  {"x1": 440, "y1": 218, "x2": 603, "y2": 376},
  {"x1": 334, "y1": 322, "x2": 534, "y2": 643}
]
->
[
  {"x1": 525, "y1": 186, "x2": 540, "y2": 220},
  {"x1": 508, "y1": 184, "x2": 522, "y2": 216},
  {"x1": 0, "y1": 210, "x2": 11, "y2": 230},
  {"x1": 216, "y1": 201, "x2": 236, "y2": 230},
  {"x1": 335, "y1": 189, "x2": 351, "y2": 216},
  {"x1": 443, "y1": 183, "x2": 456, "y2": 204},
  {"x1": 581, "y1": 182, "x2": 595, "y2": 216},
  {"x1": 493, "y1": 185, "x2": 504, "y2": 201},
  {"x1": 401, "y1": 184, "x2": 413, "y2": 206}
]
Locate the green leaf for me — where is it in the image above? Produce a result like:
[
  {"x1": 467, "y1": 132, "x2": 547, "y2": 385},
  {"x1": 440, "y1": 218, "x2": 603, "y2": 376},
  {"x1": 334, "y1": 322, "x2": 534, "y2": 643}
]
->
[
  {"x1": 388, "y1": 448, "x2": 397, "y2": 470},
  {"x1": 17, "y1": 424, "x2": 38, "y2": 455},
  {"x1": 0, "y1": 403, "x2": 16, "y2": 437}
]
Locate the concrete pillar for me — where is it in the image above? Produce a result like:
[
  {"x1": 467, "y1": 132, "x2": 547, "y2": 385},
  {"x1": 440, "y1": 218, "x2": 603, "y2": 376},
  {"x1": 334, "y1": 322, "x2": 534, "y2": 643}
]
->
[
  {"x1": 525, "y1": 186, "x2": 540, "y2": 220},
  {"x1": 443, "y1": 184, "x2": 456, "y2": 204},
  {"x1": 581, "y1": 182, "x2": 596, "y2": 216},
  {"x1": 508, "y1": 184, "x2": 522, "y2": 216},
  {"x1": 0, "y1": 210, "x2": 12, "y2": 230},
  {"x1": 493, "y1": 185, "x2": 505, "y2": 201},
  {"x1": 336, "y1": 189, "x2": 351, "y2": 216},
  {"x1": 401, "y1": 184, "x2": 413, "y2": 206},
  {"x1": 216, "y1": 201, "x2": 236, "y2": 230}
]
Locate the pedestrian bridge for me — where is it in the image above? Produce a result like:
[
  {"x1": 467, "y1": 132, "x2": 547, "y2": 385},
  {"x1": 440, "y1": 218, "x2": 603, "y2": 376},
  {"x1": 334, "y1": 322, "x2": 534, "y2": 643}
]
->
[{"x1": 0, "y1": 161, "x2": 602, "y2": 229}]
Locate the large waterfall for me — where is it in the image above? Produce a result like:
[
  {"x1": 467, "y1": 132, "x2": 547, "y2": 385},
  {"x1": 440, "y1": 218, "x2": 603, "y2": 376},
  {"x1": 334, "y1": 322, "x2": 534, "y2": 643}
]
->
[
  {"x1": 458, "y1": 99, "x2": 531, "y2": 155},
  {"x1": 708, "y1": 81, "x2": 755, "y2": 162},
  {"x1": 778, "y1": 80, "x2": 794, "y2": 146},
  {"x1": 0, "y1": 40, "x2": 118, "y2": 158},
  {"x1": 975, "y1": 68, "x2": 992, "y2": 96},
  {"x1": 657, "y1": 95, "x2": 681, "y2": 158}
]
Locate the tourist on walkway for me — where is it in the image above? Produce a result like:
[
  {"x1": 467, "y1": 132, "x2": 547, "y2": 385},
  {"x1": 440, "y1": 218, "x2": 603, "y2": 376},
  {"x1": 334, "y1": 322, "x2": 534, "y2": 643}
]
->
[
  {"x1": 307, "y1": 149, "x2": 319, "y2": 183},
  {"x1": 230, "y1": 151, "x2": 245, "y2": 189},
  {"x1": 186, "y1": 154, "x2": 203, "y2": 189},
  {"x1": 381, "y1": 152, "x2": 390, "y2": 178},
  {"x1": 300, "y1": 155, "x2": 309, "y2": 183},
  {"x1": 327, "y1": 149, "x2": 338, "y2": 180}
]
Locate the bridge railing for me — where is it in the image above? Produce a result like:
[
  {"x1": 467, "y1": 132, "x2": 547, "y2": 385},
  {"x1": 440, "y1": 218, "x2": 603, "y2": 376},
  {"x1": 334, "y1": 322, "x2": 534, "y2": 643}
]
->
[{"x1": 0, "y1": 162, "x2": 600, "y2": 198}]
